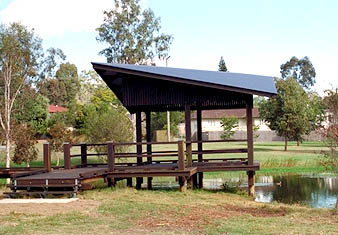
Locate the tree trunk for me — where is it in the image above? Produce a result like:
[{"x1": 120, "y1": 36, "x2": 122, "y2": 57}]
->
[
  {"x1": 284, "y1": 137, "x2": 288, "y2": 151},
  {"x1": 297, "y1": 140, "x2": 300, "y2": 146},
  {"x1": 5, "y1": 140, "x2": 11, "y2": 168},
  {"x1": 56, "y1": 154, "x2": 60, "y2": 166}
]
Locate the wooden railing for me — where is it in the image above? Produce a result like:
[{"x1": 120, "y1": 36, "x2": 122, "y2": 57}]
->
[{"x1": 63, "y1": 139, "x2": 249, "y2": 170}]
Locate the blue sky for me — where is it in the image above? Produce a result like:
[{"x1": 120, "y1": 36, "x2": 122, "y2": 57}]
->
[{"x1": 0, "y1": 0, "x2": 337, "y2": 93}]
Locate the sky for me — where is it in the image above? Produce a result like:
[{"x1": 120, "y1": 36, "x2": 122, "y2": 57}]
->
[{"x1": 0, "y1": 0, "x2": 337, "y2": 94}]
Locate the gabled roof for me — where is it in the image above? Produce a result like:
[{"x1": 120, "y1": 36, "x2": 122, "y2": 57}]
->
[
  {"x1": 92, "y1": 62, "x2": 277, "y2": 97},
  {"x1": 48, "y1": 105, "x2": 67, "y2": 113},
  {"x1": 191, "y1": 108, "x2": 260, "y2": 119}
]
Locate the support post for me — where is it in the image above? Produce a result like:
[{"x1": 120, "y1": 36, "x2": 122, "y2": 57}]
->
[
  {"x1": 136, "y1": 111, "x2": 143, "y2": 189},
  {"x1": 247, "y1": 171, "x2": 255, "y2": 196},
  {"x1": 178, "y1": 141, "x2": 186, "y2": 192},
  {"x1": 107, "y1": 142, "x2": 115, "y2": 172},
  {"x1": 80, "y1": 143, "x2": 87, "y2": 167},
  {"x1": 63, "y1": 142, "x2": 71, "y2": 170},
  {"x1": 146, "y1": 111, "x2": 153, "y2": 190},
  {"x1": 43, "y1": 143, "x2": 51, "y2": 172},
  {"x1": 107, "y1": 142, "x2": 115, "y2": 187},
  {"x1": 246, "y1": 98, "x2": 254, "y2": 166},
  {"x1": 246, "y1": 97, "x2": 255, "y2": 196},
  {"x1": 197, "y1": 108, "x2": 203, "y2": 189},
  {"x1": 185, "y1": 105, "x2": 193, "y2": 189}
]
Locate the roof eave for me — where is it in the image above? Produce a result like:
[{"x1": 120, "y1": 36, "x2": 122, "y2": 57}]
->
[{"x1": 92, "y1": 62, "x2": 277, "y2": 97}]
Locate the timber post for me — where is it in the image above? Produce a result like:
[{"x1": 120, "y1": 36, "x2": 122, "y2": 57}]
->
[
  {"x1": 185, "y1": 105, "x2": 193, "y2": 189},
  {"x1": 247, "y1": 171, "x2": 255, "y2": 196},
  {"x1": 80, "y1": 142, "x2": 87, "y2": 167},
  {"x1": 63, "y1": 142, "x2": 71, "y2": 170},
  {"x1": 107, "y1": 141, "x2": 115, "y2": 187},
  {"x1": 146, "y1": 111, "x2": 153, "y2": 190},
  {"x1": 197, "y1": 108, "x2": 203, "y2": 189},
  {"x1": 136, "y1": 111, "x2": 143, "y2": 189},
  {"x1": 178, "y1": 140, "x2": 186, "y2": 192},
  {"x1": 43, "y1": 143, "x2": 51, "y2": 172},
  {"x1": 246, "y1": 97, "x2": 255, "y2": 195}
]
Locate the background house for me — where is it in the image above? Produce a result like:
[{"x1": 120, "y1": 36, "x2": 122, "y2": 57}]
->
[
  {"x1": 178, "y1": 108, "x2": 323, "y2": 141},
  {"x1": 178, "y1": 108, "x2": 282, "y2": 141}
]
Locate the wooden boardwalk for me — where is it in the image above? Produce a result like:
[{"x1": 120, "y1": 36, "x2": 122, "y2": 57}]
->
[{"x1": 3, "y1": 140, "x2": 259, "y2": 197}]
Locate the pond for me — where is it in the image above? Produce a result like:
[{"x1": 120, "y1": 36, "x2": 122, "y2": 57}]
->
[
  {"x1": 148, "y1": 174, "x2": 338, "y2": 209},
  {"x1": 201, "y1": 174, "x2": 338, "y2": 209},
  {"x1": 254, "y1": 174, "x2": 338, "y2": 208}
]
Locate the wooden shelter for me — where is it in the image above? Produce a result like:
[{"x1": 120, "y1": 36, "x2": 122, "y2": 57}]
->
[{"x1": 92, "y1": 62, "x2": 277, "y2": 194}]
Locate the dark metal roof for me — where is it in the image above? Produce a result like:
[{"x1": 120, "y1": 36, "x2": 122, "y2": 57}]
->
[{"x1": 92, "y1": 62, "x2": 277, "y2": 97}]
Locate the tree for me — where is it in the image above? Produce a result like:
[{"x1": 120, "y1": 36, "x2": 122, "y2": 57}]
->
[
  {"x1": 220, "y1": 116, "x2": 239, "y2": 139},
  {"x1": 38, "y1": 62, "x2": 80, "y2": 106},
  {"x1": 218, "y1": 56, "x2": 228, "y2": 72},
  {"x1": 258, "y1": 78, "x2": 311, "y2": 151},
  {"x1": 49, "y1": 122, "x2": 73, "y2": 166},
  {"x1": 12, "y1": 123, "x2": 38, "y2": 167},
  {"x1": 151, "y1": 111, "x2": 183, "y2": 137},
  {"x1": 0, "y1": 22, "x2": 43, "y2": 168},
  {"x1": 14, "y1": 91, "x2": 49, "y2": 135},
  {"x1": 83, "y1": 105, "x2": 133, "y2": 153},
  {"x1": 96, "y1": 0, "x2": 173, "y2": 64},
  {"x1": 280, "y1": 56, "x2": 316, "y2": 89},
  {"x1": 319, "y1": 89, "x2": 338, "y2": 211}
]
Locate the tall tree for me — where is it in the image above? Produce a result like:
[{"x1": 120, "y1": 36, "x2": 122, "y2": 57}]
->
[
  {"x1": 218, "y1": 56, "x2": 228, "y2": 72},
  {"x1": 38, "y1": 62, "x2": 80, "y2": 106},
  {"x1": 96, "y1": 0, "x2": 173, "y2": 64},
  {"x1": 319, "y1": 89, "x2": 338, "y2": 211},
  {"x1": 280, "y1": 56, "x2": 316, "y2": 89},
  {"x1": 258, "y1": 78, "x2": 311, "y2": 151},
  {"x1": 0, "y1": 23, "x2": 43, "y2": 168}
]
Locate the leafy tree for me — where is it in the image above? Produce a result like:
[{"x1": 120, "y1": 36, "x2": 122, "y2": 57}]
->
[
  {"x1": 40, "y1": 47, "x2": 66, "y2": 79},
  {"x1": 78, "y1": 70, "x2": 103, "y2": 104},
  {"x1": 220, "y1": 116, "x2": 239, "y2": 139},
  {"x1": 258, "y1": 78, "x2": 311, "y2": 151},
  {"x1": 319, "y1": 89, "x2": 338, "y2": 211},
  {"x1": 218, "y1": 56, "x2": 228, "y2": 72},
  {"x1": 96, "y1": 0, "x2": 173, "y2": 64},
  {"x1": 83, "y1": 105, "x2": 133, "y2": 153},
  {"x1": 151, "y1": 111, "x2": 183, "y2": 137},
  {"x1": 49, "y1": 122, "x2": 73, "y2": 166},
  {"x1": 15, "y1": 91, "x2": 49, "y2": 135},
  {"x1": 12, "y1": 123, "x2": 38, "y2": 167},
  {"x1": 280, "y1": 56, "x2": 316, "y2": 89},
  {"x1": 38, "y1": 62, "x2": 80, "y2": 106},
  {"x1": 0, "y1": 22, "x2": 43, "y2": 168}
]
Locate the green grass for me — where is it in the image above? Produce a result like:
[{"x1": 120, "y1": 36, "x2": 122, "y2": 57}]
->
[{"x1": 0, "y1": 187, "x2": 337, "y2": 234}]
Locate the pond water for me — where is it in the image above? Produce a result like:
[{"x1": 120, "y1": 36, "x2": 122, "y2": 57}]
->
[
  {"x1": 254, "y1": 174, "x2": 338, "y2": 208},
  {"x1": 150, "y1": 174, "x2": 338, "y2": 209},
  {"x1": 201, "y1": 174, "x2": 338, "y2": 209}
]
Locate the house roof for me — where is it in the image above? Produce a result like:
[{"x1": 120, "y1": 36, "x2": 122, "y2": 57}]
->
[
  {"x1": 48, "y1": 105, "x2": 67, "y2": 113},
  {"x1": 191, "y1": 108, "x2": 260, "y2": 119},
  {"x1": 92, "y1": 62, "x2": 277, "y2": 97}
]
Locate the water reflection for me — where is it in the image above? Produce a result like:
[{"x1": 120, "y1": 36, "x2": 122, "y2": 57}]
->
[
  {"x1": 148, "y1": 174, "x2": 338, "y2": 209},
  {"x1": 255, "y1": 175, "x2": 338, "y2": 208}
]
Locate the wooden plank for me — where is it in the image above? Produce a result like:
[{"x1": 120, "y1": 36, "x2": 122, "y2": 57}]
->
[
  {"x1": 246, "y1": 98, "x2": 254, "y2": 165},
  {"x1": 197, "y1": 108, "x2": 203, "y2": 162},
  {"x1": 43, "y1": 143, "x2": 51, "y2": 172},
  {"x1": 80, "y1": 143, "x2": 87, "y2": 167},
  {"x1": 63, "y1": 143, "x2": 71, "y2": 170}
]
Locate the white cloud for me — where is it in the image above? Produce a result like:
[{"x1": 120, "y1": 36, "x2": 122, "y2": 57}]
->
[{"x1": 0, "y1": 0, "x2": 148, "y2": 38}]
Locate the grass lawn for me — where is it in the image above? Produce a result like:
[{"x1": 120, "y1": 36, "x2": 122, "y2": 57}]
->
[
  {"x1": 0, "y1": 141, "x2": 336, "y2": 234},
  {"x1": 0, "y1": 184, "x2": 337, "y2": 235}
]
